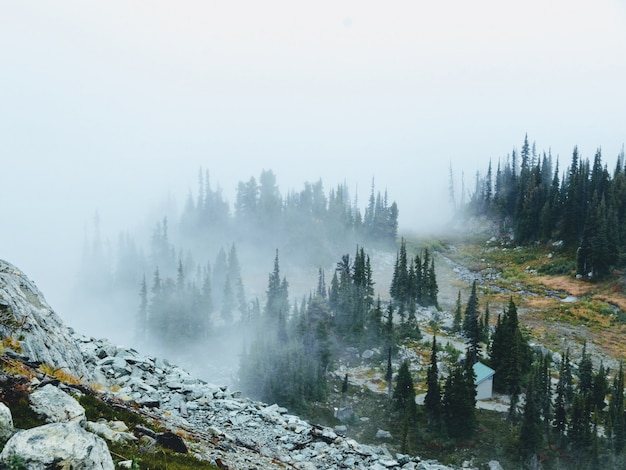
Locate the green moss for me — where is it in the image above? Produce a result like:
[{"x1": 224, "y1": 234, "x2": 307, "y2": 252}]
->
[
  {"x1": 77, "y1": 394, "x2": 157, "y2": 432},
  {"x1": 108, "y1": 442, "x2": 218, "y2": 470},
  {"x1": 7, "y1": 397, "x2": 47, "y2": 430}
]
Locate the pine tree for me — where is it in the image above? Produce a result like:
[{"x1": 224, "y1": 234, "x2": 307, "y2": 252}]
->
[
  {"x1": 452, "y1": 290, "x2": 462, "y2": 333},
  {"x1": 592, "y1": 362, "x2": 608, "y2": 412},
  {"x1": 463, "y1": 280, "x2": 480, "y2": 365},
  {"x1": 578, "y1": 342, "x2": 594, "y2": 396},
  {"x1": 393, "y1": 360, "x2": 416, "y2": 415},
  {"x1": 393, "y1": 360, "x2": 417, "y2": 452},
  {"x1": 610, "y1": 362, "x2": 625, "y2": 454},
  {"x1": 424, "y1": 336, "x2": 442, "y2": 429},
  {"x1": 490, "y1": 297, "x2": 531, "y2": 397},
  {"x1": 553, "y1": 366, "x2": 568, "y2": 449},
  {"x1": 228, "y1": 243, "x2": 247, "y2": 317},
  {"x1": 442, "y1": 360, "x2": 476, "y2": 439},
  {"x1": 265, "y1": 250, "x2": 289, "y2": 319},
  {"x1": 519, "y1": 365, "x2": 543, "y2": 464}
]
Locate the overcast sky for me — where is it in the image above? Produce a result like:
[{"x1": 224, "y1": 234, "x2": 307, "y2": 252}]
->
[{"x1": 1, "y1": 1, "x2": 626, "y2": 310}]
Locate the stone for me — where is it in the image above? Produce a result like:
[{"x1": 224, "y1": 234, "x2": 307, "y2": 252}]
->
[
  {"x1": 85, "y1": 420, "x2": 137, "y2": 444},
  {"x1": 29, "y1": 384, "x2": 85, "y2": 424},
  {"x1": 156, "y1": 431, "x2": 188, "y2": 453},
  {"x1": 375, "y1": 429, "x2": 393, "y2": 439},
  {"x1": 0, "y1": 402, "x2": 14, "y2": 440},
  {"x1": 361, "y1": 349, "x2": 375, "y2": 359},
  {"x1": 0, "y1": 422, "x2": 114, "y2": 469}
]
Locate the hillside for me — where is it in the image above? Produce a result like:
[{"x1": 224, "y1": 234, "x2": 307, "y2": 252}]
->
[
  {"x1": 3, "y1": 225, "x2": 626, "y2": 468},
  {"x1": 0, "y1": 258, "x2": 467, "y2": 469}
]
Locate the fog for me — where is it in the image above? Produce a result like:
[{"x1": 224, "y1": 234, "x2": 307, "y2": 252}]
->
[{"x1": 1, "y1": 1, "x2": 626, "y2": 380}]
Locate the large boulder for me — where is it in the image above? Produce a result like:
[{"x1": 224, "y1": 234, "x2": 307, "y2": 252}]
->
[
  {"x1": 0, "y1": 422, "x2": 114, "y2": 469},
  {"x1": 0, "y1": 402, "x2": 13, "y2": 440},
  {"x1": 0, "y1": 260, "x2": 91, "y2": 380},
  {"x1": 29, "y1": 384, "x2": 85, "y2": 424}
]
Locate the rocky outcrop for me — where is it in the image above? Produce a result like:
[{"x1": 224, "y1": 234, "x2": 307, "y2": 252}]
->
[
  {"x1": 0, "y1": 260, "x2": 90, "y2": 380},
  {"x1": 0, "y1": 422, "x2": 114, "y2": 470}
]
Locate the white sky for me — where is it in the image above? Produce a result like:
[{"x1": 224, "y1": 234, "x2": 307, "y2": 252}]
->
[{"x1": 1, "y1": 0, "x2": 626, "y2": 309}]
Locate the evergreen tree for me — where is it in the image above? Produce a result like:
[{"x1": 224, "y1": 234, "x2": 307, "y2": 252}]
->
[
  {"x1": 561, "y1": 349, "x2": 575, "y2": 408},
  {"x1": 452, "y1": 290, "x2": 462, "y2": 334},
  {"x1": 393, "y1": 360, "x2": 417, "y2": 415},
  {"x1": 228, "y1": 243, "x2": 247, "y2": 317},
  {"x1": 462, "y1": 280, "x2": 480, "y2": 365},
  {"x1": 610, "y1": 363, "x2": 625, "y2": 454},
  {"x1": 393, "y1": 360, "x2": 417, "y2": 452},
  {"x1": 569, "y1": 393, "x2": 592, "y2": 453},
  {"x1": 592, "y1": 362, "x2": 608, "y2": 412},
  {"x1": 442, "y1": 360, "x2": 477, "y2": 439},
  {"x1": 424, "y1": 336, "x2": 442, "y2": 429},
  {"x1": 490, "y1": 297, "x2": 531, "y2": 396},
  {"x1": 519, "y1": 365, "x2": 543, "y2": 464},
  {"x1": 265, "y1": 250, "x2": 289, "y2": 319},
  {"x1": 578, "y1": 342, "x2": 594, "y2": 396}
]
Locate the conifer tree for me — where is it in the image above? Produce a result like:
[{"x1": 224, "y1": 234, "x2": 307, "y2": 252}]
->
[
  {"x1": 553, "y1": 367, "x2": 568, "y2": 448},
  {"x1": 463, "y1": 280, "x2": 480, "y2": 364},
  {"x1": 442, "y1": 360, "x2": 476, "y2": 439},
  {"x1": 265, "y1": 250, "x2": 289, "y2": 319},
  {"x1": 592, "y1": 362, "x2": 608, "y2": 412},
  {"x1": 578, "y1": 342, "x2": 594, "y2": 396},
  {"x1": 228, "y1": 243, "x2": 247, "y2": 316},
  {"x1": 561, "y1": 349, "x2": 574, "y2": 408},
  {"x1": 393, "y1": 360, "x2": 417, "y2": 452},
  {"x1": 424, "y1": 336, "x2": 442, "y2": 429},
  {"x1": 519, "y1": 364, "x2": 543, "y2": 464},
  {"x1": 490, "y1": 297, "x2": 531, "y2": 396},
  {"x1": 452, "y1": 290, "x2": 462, "y2": 333},
  {"x1": 610, "y1": 363, "x2": 625, "y2": 454}
]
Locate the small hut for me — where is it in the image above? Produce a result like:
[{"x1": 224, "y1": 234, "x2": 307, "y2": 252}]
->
[{"x1": 473, "y1": 362, "x2": 495, "y2": 400}]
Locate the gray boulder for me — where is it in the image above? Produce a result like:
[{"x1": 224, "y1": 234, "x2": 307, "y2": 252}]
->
[
  {"x1": 29, "y1": 384, "x2": 85, "y2": 424},
  {"x1": 0, "y1": 421, "x2": 114, "y2": 469},
  {"x1": 0, "y1": 402, "x2": 13, "y2": 440}
]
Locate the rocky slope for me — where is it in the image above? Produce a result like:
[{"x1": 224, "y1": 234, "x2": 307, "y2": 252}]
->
[{"x1": 0, "y1": 259, "x2": 479, "y2": 469}]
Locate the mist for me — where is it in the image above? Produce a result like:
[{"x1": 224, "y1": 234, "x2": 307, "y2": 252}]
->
[{"x1": 1, "y1": 1, "x2": 626, "y2": 383}]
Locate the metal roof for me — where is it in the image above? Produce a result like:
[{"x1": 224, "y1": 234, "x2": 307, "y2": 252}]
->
[{"x1": 473, "y1": 362, "x2": 495, "y2": 385}]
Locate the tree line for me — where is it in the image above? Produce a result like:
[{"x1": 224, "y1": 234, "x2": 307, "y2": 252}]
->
[
  {"x1": 460, "y1": 135, "x2": 626, "y2": 277},
  {"x1": 77, "y1": 169, "x2": 401, "y2": 353}
]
